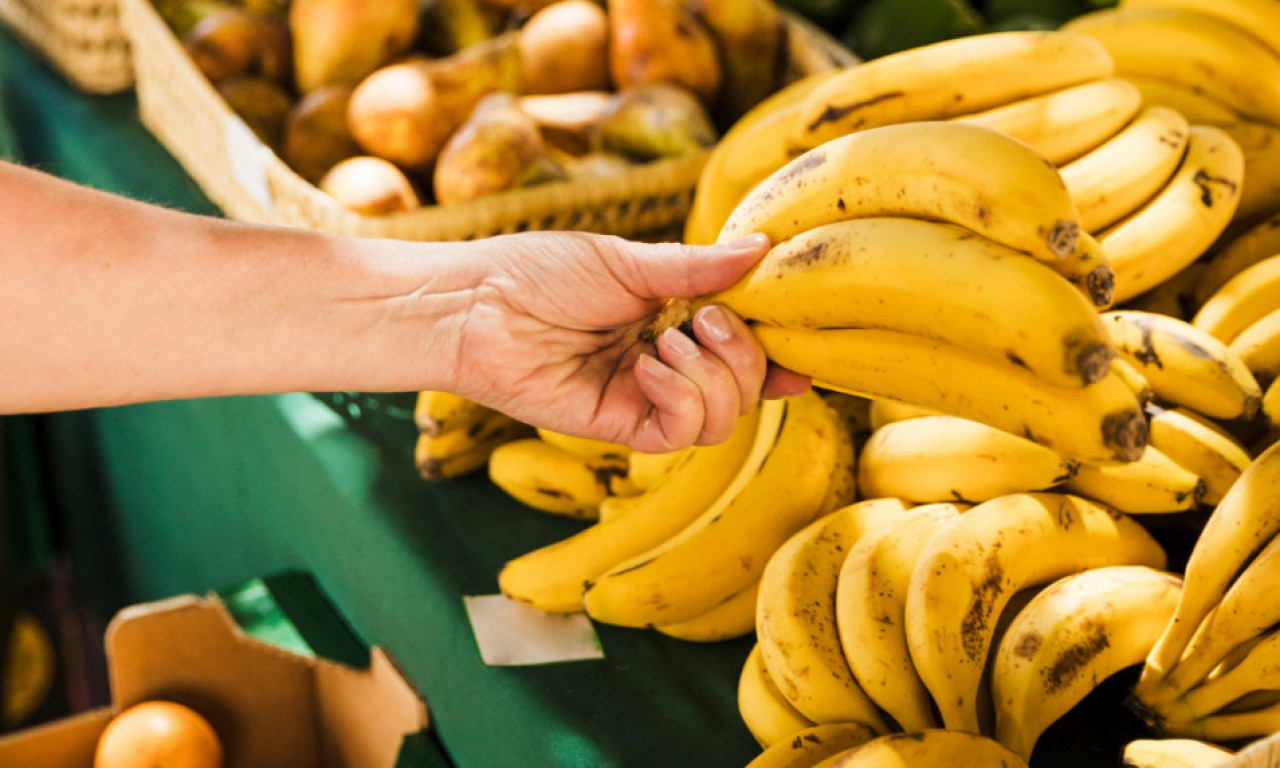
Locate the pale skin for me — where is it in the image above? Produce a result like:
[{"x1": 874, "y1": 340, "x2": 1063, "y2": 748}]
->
[{"x1": 0, "y1": 161, "x2": 809, "y2": 452}]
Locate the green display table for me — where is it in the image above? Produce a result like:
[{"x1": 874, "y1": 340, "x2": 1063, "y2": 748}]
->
[{"x1": 0, "y1": 27, "x2": 1159, "y2": 768}]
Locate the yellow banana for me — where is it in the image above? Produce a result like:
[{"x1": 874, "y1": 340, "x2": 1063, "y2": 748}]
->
[
  {"x1": 626, "y1": 447, "x2": 689, "y2": 491},
  {"x1": 739, "y1": 642, "x2": 816, "y2": 749},
  {"x1": 1120, "y1": 0, "x2": 1280, "y2": 58},
  {"x1": 1175, "y1": 630, "x2": 1280, "y2": 727},
  {"x1": 1062, "y1": 7, "x2": 1280, "y2": 126},
  {"x1": 582, "y1": 393, "x2": 837, "y2": 628},
  {"x1": 1219, "y1": 120, "x2": 1280, "y2": 228},
  {"x1": 819, "y1": 406, "x2": 858, "y2": 515},
  {"x1": 487, "y1": 438, "x2": 631, "y2": 519},
  {"x1": 836, "y1": 503, "x2": 964, "y2": 731},
  {"x1": 718, "y1": 121, "x2": 1083, "y2": 264},
  {"x1": 707, "y1": 217, "x2": 1113, "y2": 387},
  {"x1": 684, "y1": 69, "x2": 841, "y2": 246},
  {"x1": 655, "y1": 579, "x2": 758, "y2": 643},
  {"x1": 1124, "y1": 75, "x2": 1240, "y2": 125},
  {"x1": 1060, "y1": 105, "x2": 1190, "y2": 234},
  {"x1": 952, "y1": 77, "x2": 1142, "y2": 166},
  {"x1": 1147, "y1": 406, "x2": 1252, "y2": 505},
  {"x1": 497, "y1": 405, "x2": 765, "y2": 612},
  {"x1": 792, "y1": 30, "x2": 1113, "y2": 151},
  {"x1": 595, "y1": 493, "x2": 642, "y2": 523},
  {"x1": 905, "y1": 492, "x2": 1167, "y2": 733},
  {"x1": 535, "y1": 427, "x2": 632, "y2": 462},
  {"x1": 992, "y1": 566, "x2": 1183, "y2": 760},
  {"x1": 1229, "y1": 308, "x2": 1280, "y2": 386},
  {"x1": 414, "y1": 390, "x2": 495, "y2": 436},
  {"x1": 753, "y1": 324, "x2": 1148, "y2": 465},
  {"x1": 1067, "y1": 444, "x2": 1206, "y2": 514},
  {"x1": 1103, "y1": 310, "x2": 1262, "y2": 421},
  {"x1": 755, "y1": 498, "x2": 910, "y2": 729},
  {"x1": 807, "y1": 730, "x2": 1030, "y2": 768},
  {"x1": 1111, "y1": 356, "x2": 1155, "y2": 405},
  {"x1": 858, "y1": 416, "x2": 1077, "y2": 504},
  {"x1": 1195, "y1": 701, "x2": 1280, "y2": 744},
  {"x1": 1157, "y1": 532, "x2": 1280, "y2": 702},
  {"x1": 1134, "y1": 440, "x2": 1280, "y2": 708},
  {"x1": 1099, "y1": 125, "x2": 1244, "y2": 304},
  {"x1": 743, "y1": 722, "x2": 880, "y2": 768},
  {"x1": 867, "y1": 399, "x2": 941, "y2": 431},
  {"x1": 414, "y1": 412, "x2": 534, "y2": 481},
  {"x1": 1195, "y1": 211, "x2": 1280, "y2": 308},
  {"x1": 1, "y1": 612, "x2": 54, "y2": 729},
  {"x1": 1122, "y1": 738, "x2": 1234, "y2": 768},
  {"x1": 1193, "y1": 255, "x2": 1280, "y2": 344}
]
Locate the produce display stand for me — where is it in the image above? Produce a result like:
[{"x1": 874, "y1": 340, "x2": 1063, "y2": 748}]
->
[{"x1": 0, "y1": 24, "x2": 1185, "y2": 768}]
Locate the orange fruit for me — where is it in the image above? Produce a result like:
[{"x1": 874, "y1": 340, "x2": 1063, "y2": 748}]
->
[{"x1": 95, "y1": 700, "x2": 224, "y2": 768}]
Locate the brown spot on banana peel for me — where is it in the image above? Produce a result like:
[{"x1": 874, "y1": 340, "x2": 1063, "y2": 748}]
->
[
  {"x1": 804, "y1": 92, "x2": 904, "y2": 134},
  {"x1": 1043, "y1": 620, "x2": 1111, "y2": 694},
  {"x1": 1047, "y1": 220, "x2": 1080, "y2": 260},
  {"x1": 1074, "y1": 342, "x2": 1114, "y2": 386},
  {"x1": 1013, "y1": 632, "x2": 1042, "y2": 660},
  {"x1": 961, "y1": 546, "x2": 1006, "y2": 663},
  {"x1": 1103, "y1": 408, "x2": 1149, "y2": 463},
  {"x1": 1052, "y1": 461, "x2": 1081, "y2": 485},
  {"x1": 594, "y1": 464, "x2": 630, "y2": 494},
  {"x1": 1086, "y1": 266, "x2": 1115, "y2": 309},
  {"x1": 1192, "y1": 169, "x2": 1238, "y2": 208},
  {"x1": 535, "y1": 487, "x2": 570, "y2": 499}
]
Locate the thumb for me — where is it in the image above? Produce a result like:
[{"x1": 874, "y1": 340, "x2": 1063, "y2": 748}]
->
[{"x1": 612, "y1": 233, "x2": 771, "y2": 300}]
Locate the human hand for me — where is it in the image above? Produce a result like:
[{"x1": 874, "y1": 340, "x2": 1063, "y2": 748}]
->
[{"x1": 449, "y1": 231, "x2": 810, "y2": 453}]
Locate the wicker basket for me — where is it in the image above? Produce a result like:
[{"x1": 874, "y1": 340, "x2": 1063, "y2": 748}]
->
[
  {"x1": 117, "y1": 0, "x2": 857, "y2": 242},
  {"x1": 0, "y1": 0, "x2": 131, "y2": 94}
]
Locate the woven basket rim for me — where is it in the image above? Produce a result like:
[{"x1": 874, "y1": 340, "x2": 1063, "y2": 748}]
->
[{"x1": 117, "y1": 0, "x2": 856, "y2": 240}]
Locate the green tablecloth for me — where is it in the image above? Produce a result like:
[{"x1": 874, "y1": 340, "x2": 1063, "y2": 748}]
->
[
  {"x1": 0, "y1": 27, "x2": 1162, "y2": 767},
  {"x1": 0, "y1": 28, "x2": 759, "y2": 768}
]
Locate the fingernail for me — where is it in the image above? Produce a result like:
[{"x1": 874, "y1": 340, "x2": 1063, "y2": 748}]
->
[
  {"x1": 637, "y1": 353, "x2": 673, "y2": 380},
  {"x1": 695, "y1": 305, "x2": 734, "y2": 343},
  {"x1": 662, "y1": 327, "x2": 700, "y2": 359},
  {"x1": 724, "y1": 233, "x2": 769, "y2": 253}
]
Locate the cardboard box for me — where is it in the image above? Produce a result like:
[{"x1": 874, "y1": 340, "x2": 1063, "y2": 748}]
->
[{"x1": 0, "y1": 593, "x2": 430, "y2": 768}]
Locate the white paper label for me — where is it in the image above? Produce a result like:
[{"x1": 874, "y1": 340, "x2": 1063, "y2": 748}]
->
[
  {"x1": 224, "y1": 115, "x2": 273, "y2": 214},
  {"x1": 463, "y1": 594, "x2": 605, "y2": 666}
]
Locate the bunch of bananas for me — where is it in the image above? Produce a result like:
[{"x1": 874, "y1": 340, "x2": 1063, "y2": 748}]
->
[
  {"x1": 742, "y1": 491, "x2": 1174, "y2": 763},
  {"x1": 1129, "y1": 440, "x2": 1280, "y2": 744},
  {"x1": 497, "y1": 392, "x2": 857, "y2": 638},
  {"x1": 485, "y1": 430, "x2": 640, "y2": 520},
  {"x1": 693, "y1": 116, "x2": 1155, "y2": 466},
  {"x1": 412, "y1": 391, "x2": 532, "y2": 481},
  {"x1": 1062, "y1": 0, "x2": 1280, "y2": 231}
]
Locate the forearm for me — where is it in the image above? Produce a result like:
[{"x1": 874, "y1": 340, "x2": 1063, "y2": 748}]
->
[{"x1": 0, "y1": 162, "x2": 474, "y2": 412}]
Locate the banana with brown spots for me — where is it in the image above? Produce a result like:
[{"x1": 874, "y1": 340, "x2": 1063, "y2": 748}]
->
[
  {"x1": 717, "y1": 121, "x2": 1083, "y2": 264},
  {"x1": 1102, "y1": 310, "x2": 1262, "y2": 421},
  {"x1": 706, "y1": 217, "x2": 1114, "y2": 388},
  {"x1": 991, "y1": 565, "x2": 1182, "y2": 760},
  {"x1": 903, "y1": 492, "x2": 1166, "y2": 734}
]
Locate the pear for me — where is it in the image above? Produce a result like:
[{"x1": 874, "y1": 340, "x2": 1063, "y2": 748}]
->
[
  {"x1": 433, "y1": 93, "x2": 567, "y2": 204},
  {"x1": 347, "y1": 34, "x2": 521, "y2": 171},
  {"x1": 517, "y1": 0, "x2": 610, "y2": 94},
  {"x1": 289, "y1": 0, "x2": 419, "y2": 93},
  {"x1": 185, "y1": 8, "x2": 289, "y2": 86},
  {"x1": 217, "y1": 76, "x2": 294, "y2": 152},
  {"x1": 594, "y1": 83, "x2": 717, "y2": 161},
  {"x1": 319, "y1": 156, "x2": 422, "y2": 215},
  {"x1": 608, "y1": 0, "x2": 721, "y2": 106},
  {"x1": 518, "y1": 90, "x2": 615, "y2": 155},
  {"x1": 688, "y1": 0, "x2": 784, "y2": 123},
  {"x1": 283, "y1": 85, "x2": 361, "y2": 184}
]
